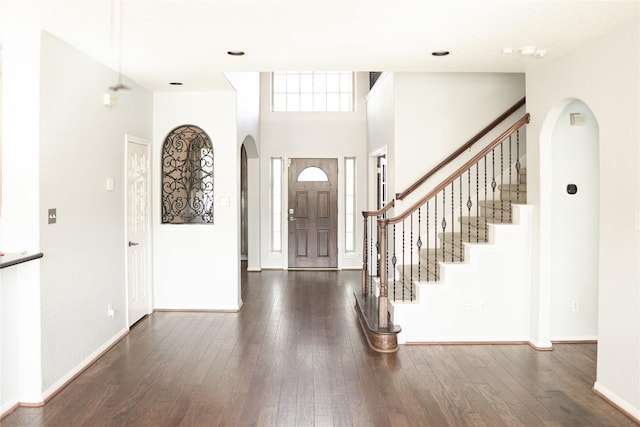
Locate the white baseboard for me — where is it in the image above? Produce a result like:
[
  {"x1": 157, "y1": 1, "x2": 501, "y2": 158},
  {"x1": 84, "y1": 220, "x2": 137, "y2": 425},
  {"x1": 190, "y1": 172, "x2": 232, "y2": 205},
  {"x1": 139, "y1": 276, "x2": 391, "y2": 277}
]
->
[
  {"x1": 42, "y1": 327, "x2": 129, "y2": 402},
  {"x1": 1, "y1": 400, "x2": 19, "y2": 419},
  {"x1": 246, "y1": 268, "x2": 262, "y2": 272},
  {"x1": 593, "y1": 381, "x2": 640, "y2": 423},
  {"x1": 551, "y1": 336, "x2": 598, "y2": 343},
  {"x1": 527, "y1": 339, "x2": 553, "y2": 351}
]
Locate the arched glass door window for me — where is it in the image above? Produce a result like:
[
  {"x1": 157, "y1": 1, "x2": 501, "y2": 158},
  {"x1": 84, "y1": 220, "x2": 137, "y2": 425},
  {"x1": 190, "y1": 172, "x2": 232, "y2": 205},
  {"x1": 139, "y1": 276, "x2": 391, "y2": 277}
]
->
[
  {"x1": 162, "y1": 124, "x2": 214, "y2": 224},
  {"x1": 297, "y1": 166, "x2": 329, "y2": 182}
]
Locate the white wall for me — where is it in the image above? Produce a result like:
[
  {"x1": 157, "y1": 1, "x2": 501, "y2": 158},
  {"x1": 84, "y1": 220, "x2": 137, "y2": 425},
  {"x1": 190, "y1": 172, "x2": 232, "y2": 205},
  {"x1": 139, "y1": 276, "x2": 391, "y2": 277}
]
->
[
  {"x1": 153, "y1": 90, "x2": 241, "y2": 310},
  {"x1": 38, "y1": 32, "x2": 153, "y2": 393},
  {"x1": 550, "y1": 100, "x2": 599, "y2": 340},
  {"x1": 366, "y1": 72, "x2": 395, "y2": 208},
  {"x1": 1, "y1": 28, "x2": 41, "y2": 252},
  {"x1": 365, "y1": 72, "x2": 525, "y2": 221},
  {"x1": 1, "y1": 28, "x2": 154, "y2": 405},
  {"x1": 225, "y1": 72, "x2": 260, "y2": 148},
  {"x1": 392, "y1": 205, "x2": 533, "y2": 344},
  {"x1": 259, "y1": 72, "x2": 368, "y2": 269},
  {"x1": 225, "y1": 72, "x2": 261, "y2": 271},
  {"x1": 392, "y1": 72, "x2": 525, "y2": 204},
  {"x1": 527, "y1": 20, "x2": 640, "y2": 418},
  {"x1": 1, "y1": 29, "x2": 43, "y2": 409}
]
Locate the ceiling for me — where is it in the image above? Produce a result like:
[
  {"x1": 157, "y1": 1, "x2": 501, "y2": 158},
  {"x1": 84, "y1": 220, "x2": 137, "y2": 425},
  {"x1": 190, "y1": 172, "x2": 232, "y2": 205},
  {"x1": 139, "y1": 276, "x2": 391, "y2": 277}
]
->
[{"x1": 1, "y1": 0, "x2": 638, "y2": 91}]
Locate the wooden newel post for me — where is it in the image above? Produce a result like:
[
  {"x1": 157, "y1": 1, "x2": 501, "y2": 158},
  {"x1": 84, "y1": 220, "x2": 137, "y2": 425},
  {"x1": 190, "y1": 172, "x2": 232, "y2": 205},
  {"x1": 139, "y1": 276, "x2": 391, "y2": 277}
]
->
[
  {"x1": 362, "y1": 212, "x2": 368, "y2": 295},
  {"x1": 378, "y1": 219, "x2": 388, "y2": 328}
]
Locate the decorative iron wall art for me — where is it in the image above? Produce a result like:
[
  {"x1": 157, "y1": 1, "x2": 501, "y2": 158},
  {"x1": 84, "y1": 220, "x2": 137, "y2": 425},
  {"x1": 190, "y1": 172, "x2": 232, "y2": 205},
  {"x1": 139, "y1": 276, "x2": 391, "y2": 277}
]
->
[{"x1": 162, "y1": 125, "x2": 214, "y2": 224}]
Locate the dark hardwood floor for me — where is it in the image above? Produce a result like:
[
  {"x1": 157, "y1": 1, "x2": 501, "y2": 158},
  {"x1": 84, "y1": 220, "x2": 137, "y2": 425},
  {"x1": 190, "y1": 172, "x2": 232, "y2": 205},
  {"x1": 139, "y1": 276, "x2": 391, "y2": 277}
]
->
[{"x1": 3, "y1": 268, "x2": 636, "y2": 426}]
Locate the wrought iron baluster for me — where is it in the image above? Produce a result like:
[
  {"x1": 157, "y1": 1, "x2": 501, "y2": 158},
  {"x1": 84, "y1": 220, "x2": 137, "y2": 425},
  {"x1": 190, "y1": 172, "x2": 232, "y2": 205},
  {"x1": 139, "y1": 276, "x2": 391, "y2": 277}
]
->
[
  {"x1": 491, "y1": 149, "x2": 496, "y2": 223},
  {"x1": 467, "y1": 169, "x2": 472, "y2": 243},
  {"x1": 416, "y1": 207, "x2": 421, "y2": 299},
  {"x1": 476, "y1": 162, "x2": 479, "y2": 242},
  {"x1": 500, "y1": 142, "x2": 504, "y2": 223},
  {"x1": 451, "y1": 181, "x2": 455, "y2": 262},
  {"x1": 434, "y1": 194, "x2": 438, "y2": 280},
  {"x1": 426, "y1": 202, "x2": 430, "y2": 282},
  {"x1": 402, "y1": 220, "x2": 406, "y2": 301},
  {"x1": 516, "y1": 129, "x2": 521, "y2": 203},
  {"x1": 508, "y1": 135, "x2": 513, "y2": 223},
  {"x1": 459, "y1": 176, "x2": 463, "y2": 262},
  {"x1": 363, "y1": 215, "x2": 368, "y2": 295},
  {"x1": 484, "y1": 156, "x2": 488, "y2": 242},
  {"x1": 442, "y1": 189, "x2": 447, "y2": 263}
]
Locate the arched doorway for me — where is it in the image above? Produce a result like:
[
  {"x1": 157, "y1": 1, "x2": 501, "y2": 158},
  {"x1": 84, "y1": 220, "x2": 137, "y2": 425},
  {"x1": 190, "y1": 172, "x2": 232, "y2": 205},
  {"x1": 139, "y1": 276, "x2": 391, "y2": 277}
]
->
[
  {"x1": 241, "y1": 144, "x2": 248, "y2": 260},
  {"x1": 547, "y1": 99, "x2": 599, "y2": 340},
  {"x1": 241, "y1": 135, "x2": 260, "y2": 270}
]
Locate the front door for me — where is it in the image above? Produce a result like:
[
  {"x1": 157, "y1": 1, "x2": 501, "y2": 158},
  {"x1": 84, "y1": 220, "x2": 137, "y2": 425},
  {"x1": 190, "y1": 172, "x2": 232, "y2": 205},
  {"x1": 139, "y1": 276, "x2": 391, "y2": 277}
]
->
[
  {"x1": 126, "y1": 136, "x2": 152, "y2": 326},
  {"x1": 288, "y1": 158, "x2": 338, "y2": 268}
]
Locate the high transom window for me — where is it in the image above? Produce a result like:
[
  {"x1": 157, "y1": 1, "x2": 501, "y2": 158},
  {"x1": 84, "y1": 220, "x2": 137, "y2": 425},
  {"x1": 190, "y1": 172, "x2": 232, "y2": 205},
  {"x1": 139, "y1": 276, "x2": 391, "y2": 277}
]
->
[
  {"x1": 161, "y1": 124, "x2": 214, "y2": 224},
  {"x1": 272, "y1": 72, "x2": 354, "y2": 112}
]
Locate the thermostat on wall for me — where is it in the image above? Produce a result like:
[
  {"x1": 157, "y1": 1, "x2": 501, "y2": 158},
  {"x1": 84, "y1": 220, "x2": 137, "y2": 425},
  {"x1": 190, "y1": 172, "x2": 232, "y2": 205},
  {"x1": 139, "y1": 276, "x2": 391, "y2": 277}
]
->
[{"x1": 570, "y1": 113, "x2": 585, "y2": 126}]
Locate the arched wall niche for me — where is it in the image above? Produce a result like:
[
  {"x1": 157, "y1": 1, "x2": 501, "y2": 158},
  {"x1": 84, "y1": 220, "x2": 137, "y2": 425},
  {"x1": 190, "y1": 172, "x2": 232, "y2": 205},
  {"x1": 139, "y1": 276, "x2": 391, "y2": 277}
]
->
[{"x1": 539, "y1": 98, "x2": 600, "y2": 341}]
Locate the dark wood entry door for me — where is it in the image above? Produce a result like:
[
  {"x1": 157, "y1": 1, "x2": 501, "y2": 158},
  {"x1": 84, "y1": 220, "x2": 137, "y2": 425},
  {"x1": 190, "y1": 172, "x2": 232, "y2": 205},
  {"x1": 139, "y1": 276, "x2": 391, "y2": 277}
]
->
[{"x1": 288, "y1": 158, "x2": 338, "y2": 268}]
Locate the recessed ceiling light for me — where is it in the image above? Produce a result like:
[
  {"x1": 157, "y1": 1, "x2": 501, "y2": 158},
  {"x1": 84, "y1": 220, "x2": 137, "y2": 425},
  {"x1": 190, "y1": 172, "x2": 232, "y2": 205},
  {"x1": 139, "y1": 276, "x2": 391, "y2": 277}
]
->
[
  {"x1": 227, "y1": 50, "x2": 245, "y2": 56},
  {"x1": 431, "y1": 50, "x2": 450, "y2": 57},
  {"x1": 169, "y1": 82, "x2": 183, "y2": 86},
  {"x1": 501, "y1": 47, "x2": 513, "y2": 54}
]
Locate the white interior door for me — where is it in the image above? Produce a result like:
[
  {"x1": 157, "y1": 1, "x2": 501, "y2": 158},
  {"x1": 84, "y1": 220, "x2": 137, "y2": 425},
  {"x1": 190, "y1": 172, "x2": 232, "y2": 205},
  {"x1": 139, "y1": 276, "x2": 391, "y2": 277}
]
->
[{"x1": 126, "y1": 136, "x2": 152, "y2": 326}]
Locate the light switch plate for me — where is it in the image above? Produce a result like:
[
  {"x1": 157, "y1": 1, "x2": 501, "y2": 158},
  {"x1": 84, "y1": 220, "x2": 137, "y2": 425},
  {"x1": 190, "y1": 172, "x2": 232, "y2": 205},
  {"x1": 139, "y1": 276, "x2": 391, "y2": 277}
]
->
[{"x1": 48, "y1": 208, "x2": 57, "y2": 224}]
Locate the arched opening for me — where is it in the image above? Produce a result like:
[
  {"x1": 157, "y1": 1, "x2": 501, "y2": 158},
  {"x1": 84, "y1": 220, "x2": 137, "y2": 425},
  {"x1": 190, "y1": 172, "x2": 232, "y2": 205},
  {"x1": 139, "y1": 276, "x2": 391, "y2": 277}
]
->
[
  {"x1": 241, "y1": 135, "x2": 260, "y2": 270},
  {"x1": 241, "y1": 144, "x2": 248, "y2": 260},
  {"x1": 546, "y1": 99, "x2": 600, "y2": 340}
]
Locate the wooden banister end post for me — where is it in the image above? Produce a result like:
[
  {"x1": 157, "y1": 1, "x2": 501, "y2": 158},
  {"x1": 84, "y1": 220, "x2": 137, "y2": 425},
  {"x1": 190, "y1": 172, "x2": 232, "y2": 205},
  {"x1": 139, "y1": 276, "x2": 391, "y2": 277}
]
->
[
  {"x1": 378, "y1": 220, "x2": 388, "y2": 328},
  {"x1": 379, "y1": 295, "x2": 388, "y2": 328}
]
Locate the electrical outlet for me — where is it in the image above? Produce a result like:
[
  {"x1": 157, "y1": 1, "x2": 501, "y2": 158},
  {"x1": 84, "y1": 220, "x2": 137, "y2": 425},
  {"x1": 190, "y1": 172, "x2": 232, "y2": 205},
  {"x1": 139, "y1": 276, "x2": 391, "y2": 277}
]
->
[{"x1": 571, "y1": 300, "x2": 580, "y2": 312}]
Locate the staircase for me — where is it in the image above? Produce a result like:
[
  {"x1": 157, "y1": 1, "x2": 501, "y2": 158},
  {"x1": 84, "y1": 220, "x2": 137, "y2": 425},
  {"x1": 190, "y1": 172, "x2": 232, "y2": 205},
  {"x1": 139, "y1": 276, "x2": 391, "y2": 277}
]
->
[
  {"x1": 357, "y1": 107, "x2": 531, "y2": 352},
  {"x1": 391, "y1": 167, "x2": 527, "y2": 295}
]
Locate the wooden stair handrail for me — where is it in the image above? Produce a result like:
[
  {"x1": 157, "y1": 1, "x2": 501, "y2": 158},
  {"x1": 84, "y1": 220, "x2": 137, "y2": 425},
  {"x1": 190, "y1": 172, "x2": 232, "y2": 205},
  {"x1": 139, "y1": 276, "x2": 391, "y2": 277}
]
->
[
  {"x1": 362, "y1": 200, "x2": 395, "y2": 218},
  {"x1": 382, "y1": 113, "x2": 530, "y2": 226},
  {"x1": 395, "y1": 97, "x2": 526, "y2": 201}
]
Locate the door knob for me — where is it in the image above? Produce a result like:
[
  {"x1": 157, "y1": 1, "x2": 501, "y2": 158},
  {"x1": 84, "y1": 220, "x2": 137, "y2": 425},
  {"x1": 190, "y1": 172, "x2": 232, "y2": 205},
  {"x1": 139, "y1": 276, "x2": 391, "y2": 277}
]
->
[
  {"x1": 128, "y1": 241, "x2": 139, "y2": 247},
  {"x1": 289, "y1": 216, "x2": 297, "y2": 222}
]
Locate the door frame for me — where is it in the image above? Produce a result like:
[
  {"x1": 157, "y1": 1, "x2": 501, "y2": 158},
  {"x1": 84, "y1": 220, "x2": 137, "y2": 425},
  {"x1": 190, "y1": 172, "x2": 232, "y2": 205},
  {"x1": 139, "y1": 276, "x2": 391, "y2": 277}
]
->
[{"x1": 124, "y1": 134, "x2": 153, "y2": 326}]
